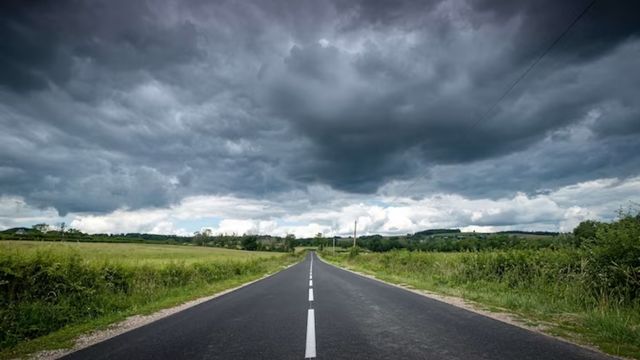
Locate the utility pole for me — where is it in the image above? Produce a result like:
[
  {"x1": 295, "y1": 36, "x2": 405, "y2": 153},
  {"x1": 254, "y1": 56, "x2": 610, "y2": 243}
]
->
[
  {"x1": 352, "y1": 220, "x2": 357, "y2": 248},
  {"x1": 333, "y1": 236, "x2": 336, "y2": 253}
]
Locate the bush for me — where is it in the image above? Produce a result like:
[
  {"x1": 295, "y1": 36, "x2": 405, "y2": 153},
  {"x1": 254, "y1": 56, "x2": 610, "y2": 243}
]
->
[
  {"x1": 348, "y1": 246, "x2": 360, "y2": 259},
  {"x1": 583, "y1": 212, "x2": 640, "y2": 304}
]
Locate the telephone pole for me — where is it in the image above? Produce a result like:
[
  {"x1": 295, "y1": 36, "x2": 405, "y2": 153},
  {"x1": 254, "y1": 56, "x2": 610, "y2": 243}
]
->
[{"x1": 352, "y1": 220, "x2": 357, "y2": 247}]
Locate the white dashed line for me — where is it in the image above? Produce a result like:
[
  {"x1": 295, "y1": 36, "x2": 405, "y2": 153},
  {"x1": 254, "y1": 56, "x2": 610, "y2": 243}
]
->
[
  {"x1": 305, "y1": 254, "x2": 316, "y2": 358},
  {"x1": 305, "y1": 309, "x2": 316, "y2": 358}
]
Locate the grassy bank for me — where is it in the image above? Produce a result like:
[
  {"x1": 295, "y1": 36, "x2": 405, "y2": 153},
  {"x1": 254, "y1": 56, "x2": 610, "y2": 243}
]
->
[
  {"x1": 321, "y1": 249, "x2": 639, "y2": 358},
  {"x1": 0, "y1": 241, "x2": 301, "y2": 358}
]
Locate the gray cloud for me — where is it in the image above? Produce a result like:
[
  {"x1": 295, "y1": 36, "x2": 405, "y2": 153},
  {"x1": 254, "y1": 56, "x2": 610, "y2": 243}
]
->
[{"x1": 0, "y1": 0, "x2": 639, "y2": 217}]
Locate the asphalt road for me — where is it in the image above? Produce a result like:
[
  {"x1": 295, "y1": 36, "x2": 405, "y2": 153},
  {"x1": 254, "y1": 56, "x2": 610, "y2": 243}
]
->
[{"x1": 64, "y1": 252, "x2": 614, "y2": 360}]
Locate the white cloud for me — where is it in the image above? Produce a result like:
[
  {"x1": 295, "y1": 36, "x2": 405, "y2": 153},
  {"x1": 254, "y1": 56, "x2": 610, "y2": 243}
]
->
[
  {"x1": 0, "y1": 196, "x2": 62, "y2": 229},
  {"x1": 2, "y1": 176, "x2": 638, "y2": 237},
  {"x1": 69, "y1": 208, "x2": 168, "y2": 234}
]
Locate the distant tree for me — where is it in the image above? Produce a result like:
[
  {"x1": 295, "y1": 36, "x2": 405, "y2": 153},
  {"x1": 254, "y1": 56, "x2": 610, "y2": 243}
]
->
[
  {"x1": 284, "y1": 234, "x2": 296, "y2": 253},
  {"x1": 58, "y1": 222, "x2": 66, "y2": 241},
  {"x1": 313, "y1": 232, "x2": 324, "y2": 247},
  {"x1": 241, "y1": 235, "x2": 258, "y2": 251},
  {"x1": 193, "y1": 229, "x2": 211, "y2": 246},
  {"x1": 573, "y1": 220, "x2": 600, "y2": 241},
  {"x1": 66, "y1": 228, "x2": 81, "y2": 243},
  {"x1": 32, "y1": 223, "x2": 49, "y2": 233}
]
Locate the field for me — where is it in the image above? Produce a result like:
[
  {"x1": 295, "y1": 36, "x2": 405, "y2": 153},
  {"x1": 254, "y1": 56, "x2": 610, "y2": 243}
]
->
[
  {"x1": 0, "y1": 241, "x2": 301, "y2": 358},
  {"x1": 321, "y1": 248, "x2": 640, "y2": 359},
  {"x1": 0, "y1": 241, "x2": 277, "y2": 265}
]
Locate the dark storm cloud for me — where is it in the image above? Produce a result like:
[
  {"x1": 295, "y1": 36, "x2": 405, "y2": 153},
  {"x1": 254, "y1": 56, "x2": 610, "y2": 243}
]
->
[
  {"x1": 0, "y1": 0, "x2": 639, "y2": 215},
  {"x1": 263, "y1": 0, "x2": 640, "y2": 194},
  {"x1": 0, "y1": 0, "x2": 201, "y2": 93}
]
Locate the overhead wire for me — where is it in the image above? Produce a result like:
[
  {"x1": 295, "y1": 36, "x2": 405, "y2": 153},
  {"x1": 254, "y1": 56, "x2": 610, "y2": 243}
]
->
[{"x1": 384, "y1": 0, "x2": 598, "y2": 207}]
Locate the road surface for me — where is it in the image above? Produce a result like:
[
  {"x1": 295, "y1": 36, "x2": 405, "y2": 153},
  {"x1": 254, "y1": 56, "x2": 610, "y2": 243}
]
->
[{"x1": 64, "y1": 252, "x2": 613, "y2": 360}]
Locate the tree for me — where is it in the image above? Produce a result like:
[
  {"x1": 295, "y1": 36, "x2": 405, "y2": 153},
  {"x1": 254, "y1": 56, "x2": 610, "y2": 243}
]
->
[
  {"x1": 241, "y1": 235, "x2": 258, "y2": 251},
  {"x1": 573, "y1": 220, "x2": 600, "y2": 244},
  {"x1": 66, "y1": 228, "x2": 81, "y2": 243},
  {"x1": 314, "y1": 232, "x2": 324, "y2": 247},
  {"x1": 58, "y1": 222, "x2": 66, "y2": 241},
  {"x1": 193, "y1": 229, "x2": 212, "y2": 246},
  {"x1": 32, "y1": 223, "x2": 49, "y2": 233},
  {"x1": 284, "y1": 234, "x2": 296, "y2": 253}
]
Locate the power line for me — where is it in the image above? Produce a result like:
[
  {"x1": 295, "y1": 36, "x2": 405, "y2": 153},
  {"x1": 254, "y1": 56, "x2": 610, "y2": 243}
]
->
[
  {"x1": 386, "y1": 0, "x2": 597, "y2": 206},
  {"x1": 469, "y1": 0, "x2": 597, "y2": 130}
]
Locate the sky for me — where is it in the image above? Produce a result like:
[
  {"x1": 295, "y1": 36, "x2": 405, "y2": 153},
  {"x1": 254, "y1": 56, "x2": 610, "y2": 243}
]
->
[{"x1": 1, "y1": 0, "x2": 639, "y2": 237}]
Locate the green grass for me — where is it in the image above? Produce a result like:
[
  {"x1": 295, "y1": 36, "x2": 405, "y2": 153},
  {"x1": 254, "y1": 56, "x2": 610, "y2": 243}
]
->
[
  {"x1": 0, "y1": 241, "x2": 302, "y2": 359},
  {"x1": 321, "y1": 250, "x2": 640, "y2": 359},
  {"x1": 0, "y1": 241, "x2": 276, "y2": 265}
]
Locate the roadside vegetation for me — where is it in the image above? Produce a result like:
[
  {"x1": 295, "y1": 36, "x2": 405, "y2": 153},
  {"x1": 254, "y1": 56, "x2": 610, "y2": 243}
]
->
[
  {"x1": 321, "y1": 211, "x2": 640, "y2": 359},
  {"x1": 0, "y1": 241, "x2": 301, "y2": 358}
]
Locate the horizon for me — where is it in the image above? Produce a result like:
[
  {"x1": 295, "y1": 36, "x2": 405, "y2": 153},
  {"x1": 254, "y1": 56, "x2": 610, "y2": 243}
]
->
[{"x1": 3, "y1": 224, "x2": 566, "y2": 238}]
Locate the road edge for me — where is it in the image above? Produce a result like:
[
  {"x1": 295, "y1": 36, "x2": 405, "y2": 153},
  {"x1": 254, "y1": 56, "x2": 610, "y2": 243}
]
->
[
  {"x1": 28, "y1": 260, "x2": 302, "y2": 360},
  {"x1": 315, "y1": 253, "x2": 626, "y2": 360}
]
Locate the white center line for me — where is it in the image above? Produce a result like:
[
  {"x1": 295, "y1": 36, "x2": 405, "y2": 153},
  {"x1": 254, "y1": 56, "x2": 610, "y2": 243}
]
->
[
  {"x1": 305, "y1": 254, "x2": 317, "y2": 358},
  {"x1": 305, "y1": 309, "x2": 316, "y2": 358}
]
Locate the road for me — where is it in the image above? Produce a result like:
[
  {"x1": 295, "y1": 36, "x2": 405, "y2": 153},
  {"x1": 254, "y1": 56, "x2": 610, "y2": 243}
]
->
[{"x1": 64, "y1": 252, "x2": 613, "y2": 360}]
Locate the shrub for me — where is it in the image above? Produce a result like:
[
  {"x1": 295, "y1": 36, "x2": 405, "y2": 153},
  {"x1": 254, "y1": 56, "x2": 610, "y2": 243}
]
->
[
  {"x1": 348, "y1": 246, "x2": 360, "y2": 259},
  {"x1": 583, "y1": 212, "x2": 640, "y2": 304}
]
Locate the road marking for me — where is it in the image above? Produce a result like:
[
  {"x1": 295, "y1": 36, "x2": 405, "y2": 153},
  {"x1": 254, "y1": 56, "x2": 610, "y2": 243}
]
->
[
  {"x1": 305, "y1": 309, "x2": 316, "y2": 358},
  {"x1": 305, "y1": 253, "x2": 316, "y2": 358}
]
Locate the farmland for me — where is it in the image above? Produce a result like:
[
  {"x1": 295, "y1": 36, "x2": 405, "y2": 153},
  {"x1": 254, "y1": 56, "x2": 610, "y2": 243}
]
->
[{"x1": 0, "y1": 241, "x2": 278, "y2": 265}]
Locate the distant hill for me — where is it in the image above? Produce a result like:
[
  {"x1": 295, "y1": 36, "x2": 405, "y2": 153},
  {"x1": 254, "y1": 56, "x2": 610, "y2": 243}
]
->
[
  {"x1": 412, "y1": 229, "x2": 461, "y2": 237},
  {"x1": 497, "y1": 230, "x2": 559, "y2": 236},
  {"x1": 0, "y1": 227, "x2": 38, "y2": 235}
]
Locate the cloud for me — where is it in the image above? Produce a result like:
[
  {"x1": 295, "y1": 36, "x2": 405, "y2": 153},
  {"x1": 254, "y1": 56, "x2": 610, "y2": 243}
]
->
[
  {"x1": 2, "y1": 176, "x2": 635, "y2": 237},
  {"x1": 0, "y1": 0, "x2": 639, "y2": 227},
  {"x1": 0, "y1": 196, "x2": 60, "y2": 229}
]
